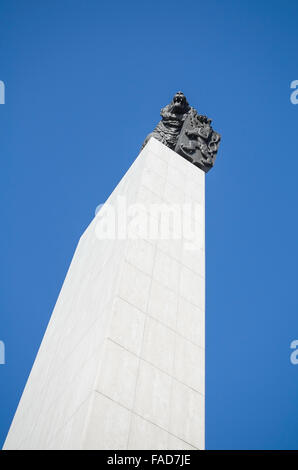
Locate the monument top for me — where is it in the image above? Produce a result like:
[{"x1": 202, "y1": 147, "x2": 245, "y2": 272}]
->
[{"x1": 142, "y1": 91, "x2": 221, "y2": 173}]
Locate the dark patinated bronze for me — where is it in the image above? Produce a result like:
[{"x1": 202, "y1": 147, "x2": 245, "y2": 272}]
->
[{"x1": 142, "y1": 92, "x2": 221, "y2": 173}]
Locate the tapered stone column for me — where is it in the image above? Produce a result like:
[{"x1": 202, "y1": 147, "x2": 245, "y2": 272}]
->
[{"x1": 4, "y1": 138, "x2": 205, "y2": 450}]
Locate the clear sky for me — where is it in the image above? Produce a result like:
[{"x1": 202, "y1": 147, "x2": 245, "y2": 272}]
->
[{"x1": 1, "y1": 0, "x2": 298, "y2": 450}]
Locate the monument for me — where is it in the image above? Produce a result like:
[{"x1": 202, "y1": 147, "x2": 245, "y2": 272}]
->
[{"x1": 3, "y1": 92, "x2": 220, "y2": 450}]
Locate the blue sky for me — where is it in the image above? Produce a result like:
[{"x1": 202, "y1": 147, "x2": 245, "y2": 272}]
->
[{"x1": 1, "y1": 0, "x2": 298, "y2": 449}]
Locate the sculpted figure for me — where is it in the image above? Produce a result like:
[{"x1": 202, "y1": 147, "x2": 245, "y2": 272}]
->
[
  {"x1": 142, "y1": 91, "x2": 190, "y2": 150},
  {"x1": 142, "y1": 91, "x2": 221, "y2": 173}
]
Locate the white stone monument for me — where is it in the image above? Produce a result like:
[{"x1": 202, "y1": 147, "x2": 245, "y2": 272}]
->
[{"x1": 4, "y1": 137, "x2": 206, "y2": 450}]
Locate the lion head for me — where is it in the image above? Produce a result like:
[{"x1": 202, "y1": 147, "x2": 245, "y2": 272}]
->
[{"x1": 171, "y1": 91, "x2": 190, "y2": 114}]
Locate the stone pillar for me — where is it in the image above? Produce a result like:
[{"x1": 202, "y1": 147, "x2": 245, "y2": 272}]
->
[{"x1": 4, "y1": 138, "x2": 205, "y2": 450}]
